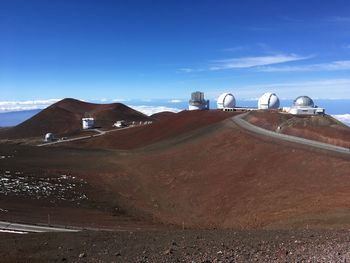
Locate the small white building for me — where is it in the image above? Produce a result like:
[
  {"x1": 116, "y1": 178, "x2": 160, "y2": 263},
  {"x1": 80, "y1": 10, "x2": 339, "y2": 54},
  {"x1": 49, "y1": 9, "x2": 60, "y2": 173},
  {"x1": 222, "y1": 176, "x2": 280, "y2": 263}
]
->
[
  {"x1": 113, "y1": 120, "x2": 127, "y2": 128},
  {"x1": 82, "y1": 118, "x2": 95, "y2": 129},
  {"x1": 188, "y1": 91, "x2": 209, "y2": 110},
  {"x1": 217, "y1": 93, "x2": 236, "y2": 109}
]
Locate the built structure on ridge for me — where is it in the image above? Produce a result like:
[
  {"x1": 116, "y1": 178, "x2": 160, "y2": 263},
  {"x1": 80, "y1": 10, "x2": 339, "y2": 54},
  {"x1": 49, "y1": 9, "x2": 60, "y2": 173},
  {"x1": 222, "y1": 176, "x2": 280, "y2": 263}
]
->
[
  {"x1": 217, "y1": 93, "x2": 236, "y2": 109},
  {"x1": 113, "y1": 120, "x2": 127, "y2": 128},
  {"x1": 82, "y1": 117, "x2": 95, "y2": 129},
  {"x1": 188, "y1": 91, "x2": 209, "y2": 110},
  {"x1": 286, "y1": 96, "x2": 325, "y2": 115},
  {"x1": 44, "y1": 133, "x2": 54, "y2": 142},
  {"x1": 258, "y1": 92, "x2": 280, "y2": 109}
]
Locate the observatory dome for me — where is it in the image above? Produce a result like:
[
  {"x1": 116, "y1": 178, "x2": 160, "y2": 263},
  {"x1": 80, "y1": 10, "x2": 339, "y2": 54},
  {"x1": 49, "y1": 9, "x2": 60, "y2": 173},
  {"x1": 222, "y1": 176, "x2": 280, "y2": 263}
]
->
[
  {"x1": 188, "y1": 91, "x2": 209, "y2": 110},
  {"x1": 44, "y1": 133, "x2": 54, "y2": 142},
  {"x1": 258, "y1": 92, "x2": 280, "y2": 109},
  {"x1": 217, "y1": 93, "x2": 236, "y2": 109},
  {"x1": 293, "y1": 96, "x2": 314, "y2": 108}
]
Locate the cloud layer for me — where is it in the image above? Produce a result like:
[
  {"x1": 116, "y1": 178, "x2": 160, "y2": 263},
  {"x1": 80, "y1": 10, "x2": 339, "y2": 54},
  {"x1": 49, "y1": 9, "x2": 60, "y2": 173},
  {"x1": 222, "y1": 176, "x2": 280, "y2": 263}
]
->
[
  {"x1": 258, "y1": 60, "x2": 350, "y2": 72},
  {"x1": 209, "y1": 54, "x2": 308, "y2": 70},
  {"x1": 128, "y1": 105, "x2": 182, "y2": 116},
  {"x1": 231, "y1": 78, "x2": 350, "y2": 99},
  {"x1": 0, "y1": 99, "x2": 61, "y2": 112},
  {"x1": 169, "y1": 99, "x2": 183, "y2": 103},
  {"x1": 332, "y1": 114, "x2": 350, "y2": 127}
]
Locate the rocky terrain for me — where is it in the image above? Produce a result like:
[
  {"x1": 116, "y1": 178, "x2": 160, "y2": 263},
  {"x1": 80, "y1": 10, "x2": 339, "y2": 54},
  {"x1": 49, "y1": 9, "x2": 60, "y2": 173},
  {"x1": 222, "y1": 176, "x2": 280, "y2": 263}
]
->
[{"x1": 2, "y1": 229, "x2": 350, "y2": 262}]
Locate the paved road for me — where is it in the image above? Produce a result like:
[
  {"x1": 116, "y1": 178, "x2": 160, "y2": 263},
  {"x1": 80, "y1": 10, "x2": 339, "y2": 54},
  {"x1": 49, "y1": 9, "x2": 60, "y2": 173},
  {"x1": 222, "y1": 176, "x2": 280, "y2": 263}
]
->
[
  {"x1": 232, "y1": 113, "x2": 350, "y2": 155},
  {"x1": 0, "y1": 221, "x2": 79, "y2": 234},
  {"x1": 37, "y1": 126, "x2": 133, "y2": 147}
]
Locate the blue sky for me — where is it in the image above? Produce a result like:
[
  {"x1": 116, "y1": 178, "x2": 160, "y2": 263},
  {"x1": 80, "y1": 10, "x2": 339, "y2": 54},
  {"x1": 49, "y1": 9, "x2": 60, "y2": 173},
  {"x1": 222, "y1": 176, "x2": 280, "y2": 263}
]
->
[{"x1": 1, "y1": 0, "x2": 350, "y2": 104}]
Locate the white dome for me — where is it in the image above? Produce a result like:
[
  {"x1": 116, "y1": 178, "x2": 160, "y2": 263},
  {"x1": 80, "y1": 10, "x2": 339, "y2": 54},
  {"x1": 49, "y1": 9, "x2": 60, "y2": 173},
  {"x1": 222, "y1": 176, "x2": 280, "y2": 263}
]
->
[
  {"x1": 44, "y1": 133, "x2": 54, "y2": 142},
  {"x1": 258, "y1": 92, "x2": 280, "y2": 109},
  {"x1": 217, "y1": 93, "x2": 236, "y2": 109},
  {"x1": 293, "y1": 96, "x2": 314, "y2": 108}
]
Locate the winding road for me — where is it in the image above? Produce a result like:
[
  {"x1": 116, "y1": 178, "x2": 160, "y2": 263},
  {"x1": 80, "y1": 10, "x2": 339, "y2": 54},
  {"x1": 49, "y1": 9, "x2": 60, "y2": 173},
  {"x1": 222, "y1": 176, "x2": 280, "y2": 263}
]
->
[
  {"x1": 38, "y1": 112, "x2": 349, "y2": 156},
  {"x1": 37, "y1": 127, "x2": 132, "y2": 147},
  {"x1": 0, "y1": 221, "x2": 79, "y2": 234},
  {"x1": 232, "y1": 113, "x2": 350, "y2": 155}
]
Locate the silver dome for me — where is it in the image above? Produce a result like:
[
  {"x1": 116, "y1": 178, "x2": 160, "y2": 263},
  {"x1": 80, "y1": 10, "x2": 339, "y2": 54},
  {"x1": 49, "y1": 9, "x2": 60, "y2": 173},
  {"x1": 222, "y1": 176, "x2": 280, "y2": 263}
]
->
[{"x1": 293, "y1": 96, "x2": 314, "y2": 108}]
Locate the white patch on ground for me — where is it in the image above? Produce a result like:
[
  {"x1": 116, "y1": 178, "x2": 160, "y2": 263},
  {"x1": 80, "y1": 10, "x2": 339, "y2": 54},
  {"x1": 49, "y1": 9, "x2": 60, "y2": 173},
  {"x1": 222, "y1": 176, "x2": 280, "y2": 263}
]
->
[
  {"x1": 332, "y1": 114, "x2": 350, "y2": 126},
  {"x1": 0, "y1": 171, "x2": 88, "y2": 202},
  {"x1": 0, "y1": 155, "x2": 14, "y2": 160}
]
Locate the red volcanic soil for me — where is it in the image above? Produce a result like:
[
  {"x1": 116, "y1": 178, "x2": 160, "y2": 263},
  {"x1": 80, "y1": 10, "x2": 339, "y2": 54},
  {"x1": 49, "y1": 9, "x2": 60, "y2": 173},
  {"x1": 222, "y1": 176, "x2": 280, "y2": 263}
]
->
[
  {"x1": 244, "y1": 110, "x2": 350, "y2": 148},
  {"x1": 1, "y1": 110, "x2": 350, "y2": 231},
  {"x1": 69, "y1": 110, "x2": 237, "y2": 150},
  {"x1": 150, "y1": 111, "x2": 177, "y2": 121},
  {"x1": 99, "y1": 119, "x2": 350, "y2": 229},
  {"x1": 0, "y1": 98, "x2": 150, "y2": 139}
]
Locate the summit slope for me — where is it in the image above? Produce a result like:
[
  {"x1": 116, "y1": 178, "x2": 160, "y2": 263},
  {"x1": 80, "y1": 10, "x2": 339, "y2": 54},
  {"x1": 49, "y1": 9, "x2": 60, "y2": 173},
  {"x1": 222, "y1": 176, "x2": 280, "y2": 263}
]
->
[
  {"x1": 244, "y1": 111, "x2": 350, "y2": 148},
  {"x1": 0, "y1": 98, "x2": 151, "y2": 139}
]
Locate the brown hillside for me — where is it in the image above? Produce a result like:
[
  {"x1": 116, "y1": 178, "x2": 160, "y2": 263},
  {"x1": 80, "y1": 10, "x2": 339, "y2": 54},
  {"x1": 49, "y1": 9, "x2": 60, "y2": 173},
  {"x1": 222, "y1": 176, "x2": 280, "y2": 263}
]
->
[
  {"x1": 150, "y1": 111, "x2": 177, "y2": 121},
  {"x1": 3, "y1": 114, "x2": 350, "y2": 230},
  {"x1": 96, "y1": 119, "x2": 350, "y2": 229},
  {"x1": 244, "y1": 111, "x2": 350, "y2": 148},
  {"x1": 0, "y1": 98, "x2": 151, "y2": 139},
  {"x1": 69, "y1": 110, "x2": 237, "y2": 150}
]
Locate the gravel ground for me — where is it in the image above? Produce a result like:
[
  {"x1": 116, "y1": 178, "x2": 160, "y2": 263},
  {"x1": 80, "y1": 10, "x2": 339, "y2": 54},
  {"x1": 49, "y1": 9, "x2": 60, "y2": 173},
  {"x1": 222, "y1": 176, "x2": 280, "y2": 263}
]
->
[{"x1": 1, "y1": 229, "x2": 350, "y2": 262}]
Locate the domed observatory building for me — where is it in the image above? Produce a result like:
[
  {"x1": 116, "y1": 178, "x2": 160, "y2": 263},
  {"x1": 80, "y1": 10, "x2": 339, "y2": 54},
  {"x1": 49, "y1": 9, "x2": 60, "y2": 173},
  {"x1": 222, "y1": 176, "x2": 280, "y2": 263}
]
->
[
  {"x1": 258, "y1": 92, "x2": 280, "y2": 109},
  {"x1": 294, "y1": 96, "x2": 315, "y2": 108},
  {"x1": 217, "y1": 93, "x2": 236, "y2": 110},
  {"x1": 44, "y1": 133, "x2": 54, "y2": 142},
  {"x1": 188, "y1": 91, "x2": 209, "y2": 110},
  {"x1": 289, "y1": 96, "x2": 325, "y2": 115}
]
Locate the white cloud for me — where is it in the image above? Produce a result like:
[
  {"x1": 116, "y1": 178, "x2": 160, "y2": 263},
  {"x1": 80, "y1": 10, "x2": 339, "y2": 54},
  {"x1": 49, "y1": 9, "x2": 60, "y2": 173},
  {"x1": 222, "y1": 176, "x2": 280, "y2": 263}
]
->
[
  {"x1": 0, "y1": 99, "x2": 61, "y2": 112},
  {"x1": 230, "y1": 78, "x2": 350, "y2": 99},
  {"x1": 177, "y1": 68, "x2": 205, "y2": 73},
  {"x1": 178, "y1": 68, "x2": 195, "y2": 73},
  {"x1": 328, "y1": 16, "x2": 350, "y2": 23},
  {"x1": 209, "y1": 54, "x2": 309, "y2": 70},
  {"x1": 128, "y1": 105, "x2": 181, "y2": 116},
  {"x1": 332, "y1": 114, "x2": 350, "y2": 127},
  {"x1": 112, "y1": 98, "x2": 129, "y2": 102},
  {"x1": 222, "y1": 46, "x2": 247, "y2": 52},
  {"x1": 258, "y1": 60, "x2": 350, "y2": 72},
  {"x1": 169, "y1": 99, "x2": 183, "y2": 103}
]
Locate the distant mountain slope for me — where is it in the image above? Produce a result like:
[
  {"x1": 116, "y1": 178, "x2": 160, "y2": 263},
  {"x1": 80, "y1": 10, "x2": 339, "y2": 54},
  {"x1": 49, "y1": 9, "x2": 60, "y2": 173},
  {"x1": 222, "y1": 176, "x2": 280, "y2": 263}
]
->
[
  {"x1": 0, "y1": 98, "x2": 151, "y2": 139},
  {"x1": 150, "y1": 111, "x2": 177, "y2": 121}
]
